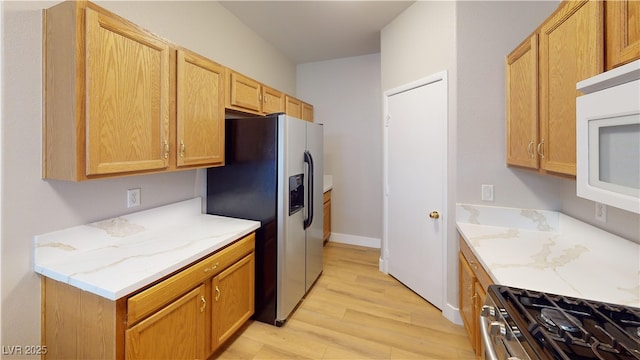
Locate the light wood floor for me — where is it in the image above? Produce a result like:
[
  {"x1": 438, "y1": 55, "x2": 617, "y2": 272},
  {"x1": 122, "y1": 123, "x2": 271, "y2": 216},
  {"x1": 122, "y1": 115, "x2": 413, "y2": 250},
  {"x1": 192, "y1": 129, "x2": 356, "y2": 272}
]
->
[{"x1": 215, "y1": 242, "x2": 475, "y2": 359}]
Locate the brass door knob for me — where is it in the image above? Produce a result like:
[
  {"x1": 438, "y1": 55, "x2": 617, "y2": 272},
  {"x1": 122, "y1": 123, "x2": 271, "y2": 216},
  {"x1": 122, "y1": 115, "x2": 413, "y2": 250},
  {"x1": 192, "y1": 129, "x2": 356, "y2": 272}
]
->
[{"x1": 429, "y1": 211, "x2": 440, "y2": 219}]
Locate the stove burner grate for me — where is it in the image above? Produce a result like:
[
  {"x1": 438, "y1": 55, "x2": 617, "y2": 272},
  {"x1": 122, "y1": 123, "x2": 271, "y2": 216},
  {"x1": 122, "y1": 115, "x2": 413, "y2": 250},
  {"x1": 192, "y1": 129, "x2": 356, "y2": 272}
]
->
[{"x1": 494, "y1": 286, "x2": 640, "y2": 360}]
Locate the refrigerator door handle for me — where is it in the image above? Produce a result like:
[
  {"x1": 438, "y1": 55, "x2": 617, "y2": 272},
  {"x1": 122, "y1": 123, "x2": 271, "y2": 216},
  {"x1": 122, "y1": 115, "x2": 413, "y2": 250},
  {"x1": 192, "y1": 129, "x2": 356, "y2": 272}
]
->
[{"x1": 303, "y1": 150, "x2": 314, "y2": 229}]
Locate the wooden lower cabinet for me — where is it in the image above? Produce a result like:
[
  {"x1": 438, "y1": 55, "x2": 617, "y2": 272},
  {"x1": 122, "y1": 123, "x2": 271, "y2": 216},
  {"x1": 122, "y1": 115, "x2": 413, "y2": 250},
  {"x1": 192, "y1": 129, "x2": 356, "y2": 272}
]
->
[
  {"x1": 458, "y1": 252, "x2": 477, "y2": 352},
  {"x1": 323, "y1": 190, "x2": 332, "y2": 243},
  {"x1": 458, "y1": 236, "x2": 493, "y2": 358},
  {"x1": 126, "y1": 285, "x2": 207, "y2": 359},
  {"x1": 211, "y1": 253, "x2": 255, "y2": 351},
  {"x1": 42, "y1": 233, "x2": 255, "y2": 360}
]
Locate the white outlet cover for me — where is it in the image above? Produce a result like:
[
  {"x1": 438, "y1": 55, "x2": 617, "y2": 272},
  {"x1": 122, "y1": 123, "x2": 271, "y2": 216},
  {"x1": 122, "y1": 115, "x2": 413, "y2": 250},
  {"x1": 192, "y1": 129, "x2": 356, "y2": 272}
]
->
[
  {"x1": 595, "y1": 202, "x2": 607, "y2": 222},
  {"x1": 481, "y1": 184, "x2": 494, "y2": 201},
  {"x1": 127, "y1": 188, "x2": 141, "y2": 208}
]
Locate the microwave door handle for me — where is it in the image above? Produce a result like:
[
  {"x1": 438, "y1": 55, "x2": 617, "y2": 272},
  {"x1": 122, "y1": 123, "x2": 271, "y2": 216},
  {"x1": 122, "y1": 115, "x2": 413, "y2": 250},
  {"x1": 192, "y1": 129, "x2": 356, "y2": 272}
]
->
[{"x1": 303, "y1": 150, "x2": 314, "y2": 229}]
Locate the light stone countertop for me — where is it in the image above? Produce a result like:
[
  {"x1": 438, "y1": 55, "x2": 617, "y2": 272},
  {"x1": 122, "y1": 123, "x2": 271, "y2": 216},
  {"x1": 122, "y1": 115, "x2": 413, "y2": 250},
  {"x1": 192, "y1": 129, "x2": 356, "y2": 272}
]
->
[
  {"x1": 456, "y1": 204, "x2": 640, "y2": 307},
  {"x1": 34, "y1": 198, "x2": 260, "y2": 300},
  {"x1": 324, "y1": 174, "x2": 333, "y2": 193}
]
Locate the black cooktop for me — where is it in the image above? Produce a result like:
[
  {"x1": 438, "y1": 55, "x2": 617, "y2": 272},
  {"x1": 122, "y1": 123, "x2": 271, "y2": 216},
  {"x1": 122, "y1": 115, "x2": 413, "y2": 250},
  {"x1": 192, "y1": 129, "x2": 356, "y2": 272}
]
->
[{"x1": 490, "y1": 285, "x2": 640, "y2": 360}]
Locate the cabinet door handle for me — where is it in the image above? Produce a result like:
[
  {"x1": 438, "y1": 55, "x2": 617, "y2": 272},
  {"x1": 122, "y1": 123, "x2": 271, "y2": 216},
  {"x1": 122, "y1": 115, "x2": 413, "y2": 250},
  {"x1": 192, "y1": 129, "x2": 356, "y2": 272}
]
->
[
  {"x1": 200, "y1": 295, "x2": 206, "y2": 313},
  {"x1": 527, "y1": 141, "x2": 535, "y2": 158},
  {"x1": 163, "y1": 141, "x2": 170, "y2": 159},
  {"x1": 215, "y1": 285, "x2": 221, "y2": 301},
  {"x1": 537, "y1": 139, "x2": 545, "y2": 159},
  {"x1": 180, "y1": 141, "x2": 185, "y2": 157}
]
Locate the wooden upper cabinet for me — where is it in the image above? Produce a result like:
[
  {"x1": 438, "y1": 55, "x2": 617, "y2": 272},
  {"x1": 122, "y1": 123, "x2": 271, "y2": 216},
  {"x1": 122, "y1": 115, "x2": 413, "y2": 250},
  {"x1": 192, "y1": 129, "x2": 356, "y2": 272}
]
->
[
  {"x1": 85, "y1": 7, "x2": 171, "y2": 176},
  {"x1": 226, "y1": 70, "x2": 262, "y2": 114},
  {"x1": 606, "y1": 0, "x2": 640, "y2": 70},
  {"x1": 44, "y1": 1, "x2": 171, "y2": 180},
  {"x1": 223, "y1": 68, "x2": 314, "y2": 119},
  {"x1": 285, "y1": 96, "x2": 303, "y2": 118},
  {"x1": 176, "y1": 49, "x2": 225, "y2": 168},
  {"x1": 506, "y1": 35, "x2": 539, "y2": 170},
  {"x1": 262, "y1": 85, "x2": 285, "y2": 114},
  {"x1": 538, "y1": 0, "x2": 603, "y2": 176},
  {"x1": 302, "y1": 102, "x2": 314, "y2": 122}
]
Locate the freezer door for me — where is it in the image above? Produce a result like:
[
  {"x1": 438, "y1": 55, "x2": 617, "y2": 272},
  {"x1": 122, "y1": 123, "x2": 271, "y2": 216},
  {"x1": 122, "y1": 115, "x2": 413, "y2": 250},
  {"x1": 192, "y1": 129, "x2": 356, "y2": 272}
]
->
[
  {"x1": 276, "y1": 115, "x2": 307, "y2": 323},
  {"x1": 305, "y1": 122, "x2": 324, "y2": 291}
]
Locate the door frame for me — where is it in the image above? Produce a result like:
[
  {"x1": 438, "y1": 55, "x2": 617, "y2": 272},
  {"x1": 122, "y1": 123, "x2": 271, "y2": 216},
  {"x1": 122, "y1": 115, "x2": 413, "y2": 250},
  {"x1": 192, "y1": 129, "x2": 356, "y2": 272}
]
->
[{"x1": 380, "y1": 71, "x2": 449, "y2": 310}]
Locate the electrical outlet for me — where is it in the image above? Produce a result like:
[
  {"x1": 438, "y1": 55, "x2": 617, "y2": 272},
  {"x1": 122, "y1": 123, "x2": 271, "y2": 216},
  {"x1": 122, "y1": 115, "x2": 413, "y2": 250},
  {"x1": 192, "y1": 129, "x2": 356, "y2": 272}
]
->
[
  {"x1": 595, "y1": 202, "x2": 607, "y2": 222},
  {"x1": 481, "y1": 184, "x2": 494, "y2": 201},
  {"x1": 127, "y1": 188, "x2": 141, "y2": 208}
]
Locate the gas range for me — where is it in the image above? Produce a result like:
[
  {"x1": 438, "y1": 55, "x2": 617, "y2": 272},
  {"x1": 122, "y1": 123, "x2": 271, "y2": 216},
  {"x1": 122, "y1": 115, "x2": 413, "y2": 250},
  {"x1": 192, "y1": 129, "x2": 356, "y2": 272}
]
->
[{"x1": 481, "y1": 285, "x2": 640, "y2": 360}]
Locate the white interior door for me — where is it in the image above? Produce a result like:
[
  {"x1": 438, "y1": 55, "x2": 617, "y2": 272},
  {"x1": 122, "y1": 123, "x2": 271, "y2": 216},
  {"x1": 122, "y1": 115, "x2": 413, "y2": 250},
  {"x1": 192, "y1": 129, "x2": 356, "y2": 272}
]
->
[{"x1": 384, "y1": 73, "x2": 447, "y2": 310}]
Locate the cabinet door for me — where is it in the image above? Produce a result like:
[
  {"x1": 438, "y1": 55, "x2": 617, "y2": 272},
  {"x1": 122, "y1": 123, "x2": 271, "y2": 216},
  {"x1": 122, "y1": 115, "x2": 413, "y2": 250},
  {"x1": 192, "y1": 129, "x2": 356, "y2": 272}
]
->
[
  {"x1": 539, "y1": 0, "x2": 603, "y2": 175},
  {"x1": 606, "y1": 0, "x2": 640, "y2": 70},
  {"x1": 506, "y1": 35, "x2": 539, "y2": 169},
  {"x1": 125, "y1": 285, "x2": 206, "y2": 360},
  {"x1": 473, "y1": 281, "x2": 487, "y2": 357},
  {"x1": 228, "y1": 71, "x2": 262, "y2": 113},
  {"x1": 302, "y1": 102, "x2": 314, "y2": 122},
  {"x1": 211, "y1": 253, "x2": 255, "y2": 352},
  {"x1": 458, "y1": 252, "x2": 476, "y2": 352},
  {"x1": 323, "y1": 191, "x2": 331, "y2": 242},
  {"x1": 285, "y1": 96, "x2": 302, "y2": 118},
  {"x1": 262, "y1": 86, "x2": 285, "y2": 114},
  {"x1": 176, "y1": 49, "x2": 225, "y2": 167},
  {"x1": 85, "y1": 7, "x2": 170, "y2": 175}
]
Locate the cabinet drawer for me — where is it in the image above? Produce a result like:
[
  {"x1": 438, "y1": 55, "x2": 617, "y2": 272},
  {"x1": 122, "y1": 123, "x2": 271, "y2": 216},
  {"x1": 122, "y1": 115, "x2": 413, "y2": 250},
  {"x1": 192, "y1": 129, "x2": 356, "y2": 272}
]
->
[
  {"x1": 127, "y1": 233, "x2": 255, "y2": 325},
  {"x1": 459, "y1": 237, "x2": 493, "y2": 291}
]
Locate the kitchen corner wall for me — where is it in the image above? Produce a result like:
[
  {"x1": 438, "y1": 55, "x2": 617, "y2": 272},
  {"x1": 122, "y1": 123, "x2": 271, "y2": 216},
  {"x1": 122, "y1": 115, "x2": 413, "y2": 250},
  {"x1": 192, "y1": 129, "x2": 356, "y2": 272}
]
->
[
  {"x1": 381, "y1": 0, "x2": 562, "y2": 322},
  {"x1": 297, "y1": 54, "x2": 383, "y2": 247},
  {"x1": 1, "y1": 1, "x2": 295, "y2": 354},
  {"x1": 381, "y1": 0, "x2": 458, "y2": 321}
]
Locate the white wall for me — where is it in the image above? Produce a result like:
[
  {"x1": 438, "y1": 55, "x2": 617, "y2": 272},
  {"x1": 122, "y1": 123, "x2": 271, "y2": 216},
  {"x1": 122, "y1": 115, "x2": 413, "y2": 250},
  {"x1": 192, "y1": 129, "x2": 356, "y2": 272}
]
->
[
  {"x1": 1, "y1": 1, "x2": 295, "y2": 354},
  {"x1": 456, "y1": 1, "x2": 562, "y2": 210},
  {"x1": 297, "y1": 54, "x2": 382, "y2": 247},
  {"x1": 97, "y1": 1, "x2": 296, "y2": 94},
  {"x1": 561, "y1": 181, "x2": 640, "y2": 243},
  {"x1": 381, "y1": 0, "x2": 563, "y2": 320},
  {"x1": 380, "y1": 0, "x2": 459, "y2": 320}
]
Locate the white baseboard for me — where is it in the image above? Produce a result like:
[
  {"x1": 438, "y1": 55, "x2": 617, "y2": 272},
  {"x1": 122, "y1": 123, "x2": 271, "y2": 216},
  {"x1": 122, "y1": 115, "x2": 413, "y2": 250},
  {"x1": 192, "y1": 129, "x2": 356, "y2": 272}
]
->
[
  {"x1": 328, "y1": 232, "x2": 381, "y2": 248},
  {"x1": 443, "y1": 302, "x2": 463, "y2": 325}
]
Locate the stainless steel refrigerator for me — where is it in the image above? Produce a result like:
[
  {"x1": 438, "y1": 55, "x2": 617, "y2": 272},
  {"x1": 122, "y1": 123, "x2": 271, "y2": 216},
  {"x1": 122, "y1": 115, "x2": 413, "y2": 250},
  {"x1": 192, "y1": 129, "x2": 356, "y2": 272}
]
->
[{"x1": 206, "y1": 113, "x2": 323, "y2": 326}]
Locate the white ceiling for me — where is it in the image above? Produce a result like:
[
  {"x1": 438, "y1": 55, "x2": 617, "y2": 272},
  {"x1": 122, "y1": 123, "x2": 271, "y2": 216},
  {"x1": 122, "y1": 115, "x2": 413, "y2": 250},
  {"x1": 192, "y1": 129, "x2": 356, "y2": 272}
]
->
[{"x1": 219, "y1": 1, "x2": 415, "y2": 64}]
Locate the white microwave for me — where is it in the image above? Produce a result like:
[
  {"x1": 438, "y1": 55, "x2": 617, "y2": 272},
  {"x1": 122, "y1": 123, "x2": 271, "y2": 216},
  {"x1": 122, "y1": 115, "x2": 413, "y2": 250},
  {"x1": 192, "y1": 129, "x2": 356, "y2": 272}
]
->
[{"x1": 576, "y1": 60, "x2": 640, "y2": 214}]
